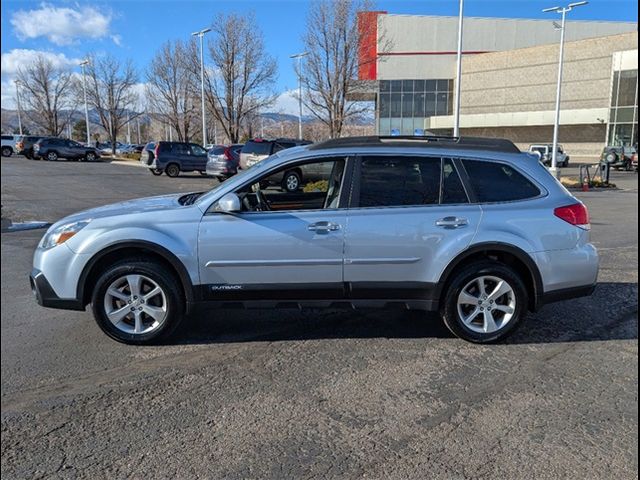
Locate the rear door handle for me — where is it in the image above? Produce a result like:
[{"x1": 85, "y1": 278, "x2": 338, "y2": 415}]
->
[
  {"x1": 308, "y1": 221, "x2": 341, "y2": 234},
  {"x1": 435, "y1": 216, "x2": 469, "y2": 229}
]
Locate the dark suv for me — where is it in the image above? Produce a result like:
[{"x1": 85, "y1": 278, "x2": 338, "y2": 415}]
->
[
  {"x1": 140, "y1": 141, "x2": 209, "y2": 177},
  {"x1": 33, "y1": 138, "x2": 101, "y2": 162},
  {"x1": 600, "y1": 145, "x2": 637, "y2": 171},
  {"x1": 239, "y1": 138, "x2": 312, "y2": 170}
]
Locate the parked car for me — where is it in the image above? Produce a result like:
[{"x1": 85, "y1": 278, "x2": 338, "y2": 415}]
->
[
  {"x1": 15, "y1": 135, "x2": 45, "y2": 159},
  {"x1": 239, "y1": 138, "x2": 312, "y2": 170},
  {"x1": 205, "y1": 144, "x2": 244, "y2": 181},
  {"x1": 528, "y1": 144, "x2": 570, "y2": 168},
  {"x1": 30, "y1": 135, "x2": 598, "y2": 345},
  {"x1": 631, "y1": 148, "x2": 638, "y2": 171},
  {"x1": 1, "y1": 134, "x2": 17, "y2": 157},
  {"x1": 600, "y1": 145, "x2": 637, "y2": 171},
  {"x1": 33, "y1": 138, "x2": 101, "y2": 162},
  {"x1": 139, "y1": 141, "x2": 209, "y2": 177}
]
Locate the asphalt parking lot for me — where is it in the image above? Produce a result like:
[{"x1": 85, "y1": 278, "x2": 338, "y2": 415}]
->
[{"x1": 1, "y1": 156, "x2": 638, "y2": 479}]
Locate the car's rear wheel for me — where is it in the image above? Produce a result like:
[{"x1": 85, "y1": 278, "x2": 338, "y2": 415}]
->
[
  {"x1": 441, "y1": 261, "x2": 528, "y2": 343},
  {"x1": 165, "y1": 163, "x2": 180, "y2": 177},
  {"x1": 150, "y1": 168, "x2": 163, "y2": 176},
  {"x1": 91, "y1": 260, "x2": 184, "y2": 345},
  {"x1": 1, "y1": 147, "x2": 12, "y2": 157},
  {"x1": 282, "y1": 170, "x2": 301, "y2": 192},
  {"x1": 85, "y1": 152, "x2": 97, "y2": 162}
]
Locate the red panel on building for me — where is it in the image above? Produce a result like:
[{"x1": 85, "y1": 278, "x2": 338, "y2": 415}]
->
[{"x1": 357, "y1": 11, "x2": 386, "y2": 81}]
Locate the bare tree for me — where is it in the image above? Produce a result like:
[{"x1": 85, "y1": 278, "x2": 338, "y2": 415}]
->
[
  {"x1": 84, "y1": 54, "x2": 140, "y2": 154},
  {"x1": 16, "y1": 54, "x2": 76, "y2": 136},
  {"x1": 192, "y1": 14, "x2": 277, "y2": 143},
  {"x1": 146, "y1": 40, "x2": 198, "y2": 143},
  {"x1": 300, "y1": 0, "x2": 378, "y2": 138}
]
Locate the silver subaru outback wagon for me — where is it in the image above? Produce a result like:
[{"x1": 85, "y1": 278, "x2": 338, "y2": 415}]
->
[{"x1": 30, "y1": 136, "x2": 598, "y2": 345}]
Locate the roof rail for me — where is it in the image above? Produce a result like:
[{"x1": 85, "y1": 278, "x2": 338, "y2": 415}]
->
[{"x1": 308, "y1": 135, "x2": 521, "y2": 153}]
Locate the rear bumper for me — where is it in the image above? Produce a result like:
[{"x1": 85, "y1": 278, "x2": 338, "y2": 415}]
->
[
  {"x1": 539, "y1": 283, "x2": 597, "y2": 307},
  {"x1": 29, "y1": 269, "x2": 84, "y2": 311}
]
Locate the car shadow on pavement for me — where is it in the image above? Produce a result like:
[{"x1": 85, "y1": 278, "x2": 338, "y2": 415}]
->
[{"x1": 170, "y1": 282, "x2": 637, "y2": 346}]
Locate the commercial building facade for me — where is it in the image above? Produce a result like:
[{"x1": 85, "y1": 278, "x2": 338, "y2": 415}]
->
[{"x1": 356, "y1": 12, "x2": 637, "y2": 160}]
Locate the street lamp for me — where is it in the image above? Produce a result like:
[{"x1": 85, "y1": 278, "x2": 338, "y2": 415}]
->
[
  {"x1": 453, "y1": 0, "x2": 464, "y2": 138},
  {"x1": 543, "y1": 1, "x2": 588, "y2": 178},
  {"x1": 79, "y1": 59, "x2": 91, "y2": 146},
  {"x1": 192, "y1": 27, "x2": 211, "y2": 147},
  {"x1": 290, "y1": 52, "x2": 309, "y2": 140},
  {"x1": 14, "y1": 80, "x2": 23, "y2": 136}
]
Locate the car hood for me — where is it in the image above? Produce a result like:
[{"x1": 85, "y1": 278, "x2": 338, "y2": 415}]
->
[{"x1": 57, "y1": 193, "x2": 190, "y2": 224}]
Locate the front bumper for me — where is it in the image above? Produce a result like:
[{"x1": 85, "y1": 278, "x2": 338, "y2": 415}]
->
[{"x1": 29, "y1": 269, "x2": 84, "y2": 311}]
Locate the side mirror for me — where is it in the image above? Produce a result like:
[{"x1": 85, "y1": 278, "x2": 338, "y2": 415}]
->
[{"x1": 213, "y1": 193, "x2": 241, "y2": 213}]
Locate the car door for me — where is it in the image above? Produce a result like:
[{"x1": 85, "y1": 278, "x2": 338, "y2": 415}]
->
[
  {"x1": 189, "y1": 144, "x2": 208, "y2": 171},
  {"x1": 197, "y1": 157, "x2": 350, "y2": 301},
  {"x1": 343, "y1": 155, "x2": 482, "y2": 303},
  {"x1": 172, "y1": 143, "x2": 191, "y2": 170}
]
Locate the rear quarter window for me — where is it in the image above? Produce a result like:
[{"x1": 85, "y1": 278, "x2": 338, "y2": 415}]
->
[{"x1": 462, "y1": 159, "x2": 540, "y2": 203}]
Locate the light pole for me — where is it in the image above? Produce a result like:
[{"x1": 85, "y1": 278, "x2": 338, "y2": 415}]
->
[
  {"x1": 543, "y1": 1, "x2": 588, "y2": 178},
  {"x1": 290, "y1": 52, "x2": 309, "y2": 140},
  {"x1": 79, "y1": 60, "x2": 91, "y2": 145},
  {"x1": 453, "y1": 0, "x2": 464, "y2": 138},
  {"x1": 14, "y1": 80, "x2": 23, "y2": 136},
  {"x1": 192, "y1": 27, "x2": 211, "y2": 147}
]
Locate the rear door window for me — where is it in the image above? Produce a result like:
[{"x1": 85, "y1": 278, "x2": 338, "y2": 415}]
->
[
  {"x1": 441, "y1": 159, "x2": 469, "y2": 204},
  {"x1": 357, "y1": 156, "x2": 441, "y2": 208},
  {"x1": 462, "y1": 159, "x2": 541, "y2": 202}
]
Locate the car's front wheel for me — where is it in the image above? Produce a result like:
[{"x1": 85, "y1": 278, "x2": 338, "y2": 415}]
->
[
  {"x1": 46, "y1": 151, "x2": 58, "y2": 161},
  {"x1": 441, "y1": 261, "x2": 527, "y2": 343},
  {"x1": 91, "y1": 259, "x2": 185, "y2": 345},
  {"x1": 1, "y1": 147, "x2": 12, "y2": 157}
]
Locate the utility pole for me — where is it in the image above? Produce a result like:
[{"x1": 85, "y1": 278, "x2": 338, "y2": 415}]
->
[
  {"x1": 14, "y1": 80, "x2": 23, "y2": 136},
  {"x1": 79, "y1": 60, "x2": 91, "y2": 145},
  {"x1": 543, "y1": 1, "x2": 588, "y2": 178},
  {"x1": 453, "y1": 0, "x2": 464, "y2": 137},
  {"x1": 192, "y1": 27, "x2": 211, "y2": 147},
  {"x1": 290, "y1": 52, "x2": 309, "y2": 140}
]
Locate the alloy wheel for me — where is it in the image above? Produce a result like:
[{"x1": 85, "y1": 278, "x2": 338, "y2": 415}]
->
[
  {"x1": 456, "y1": 275, "x2": 516, "y2": 334},
  {"x1": 103, "y1": 274, "x2": 167, "y2": 335}
]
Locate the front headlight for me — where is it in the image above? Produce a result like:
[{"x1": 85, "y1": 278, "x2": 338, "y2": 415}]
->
[{"x1": 40, "y1": 220, "x2": 91, "y2": 249}]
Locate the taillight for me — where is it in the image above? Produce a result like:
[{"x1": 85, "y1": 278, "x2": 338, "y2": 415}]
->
[
  {"x1": 154, "y1": 144, "x2": 160, "y2": 159},
  {"x1": 554, "y1": 203, "x2": 590, "y2": 230},
  {"x1": 223, "y1": 147, "x2": 232, "y2": 161}
]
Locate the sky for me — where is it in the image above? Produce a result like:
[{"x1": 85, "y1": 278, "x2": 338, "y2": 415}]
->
[{"x1": 1, "y1": 0, "x2": 637, "y2": 111}]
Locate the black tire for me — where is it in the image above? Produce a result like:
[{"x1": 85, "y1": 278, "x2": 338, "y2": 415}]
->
[
  {"x1": 150, "y1": 168, "x2": 163, "y2": 176},
  {"x1": 1, "y1": 147, "x2": 12, "y2": 157},
  {"x1": 91, "y1": 259, "x2": 185, "y2": 345},
  {"x1": 605, "y1": 152, "x2": 617, "y2": 163},
  {"x1": 199, "y1": 171, "x2": 208, "y2": 176},
  {"x1": 281, "y1": 170, "x2": 301, "y2": 192},
  {"x1": 624, "y1": 160, "x2": 633, "y2": 171},
  {"x1": 165, "y1": 163, "x2": 180, "y2": 177},
  {"x1": 46, "y1": 151, "x2": 58, "y2": 162},
  {"x1": 441, "y1": 260, "x2": 528, "y2": 343},
  {"x1": 85, "y1": 152, "x2": 97, "y2": 162}
]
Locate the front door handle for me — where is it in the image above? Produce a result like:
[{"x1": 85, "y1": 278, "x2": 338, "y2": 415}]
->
[
  {"x1": 435, "y1": 216, "x2": 469, "y2": 229},
  {"x1": 308, "y1": 221, "x2": 341, "y2": 234}
]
